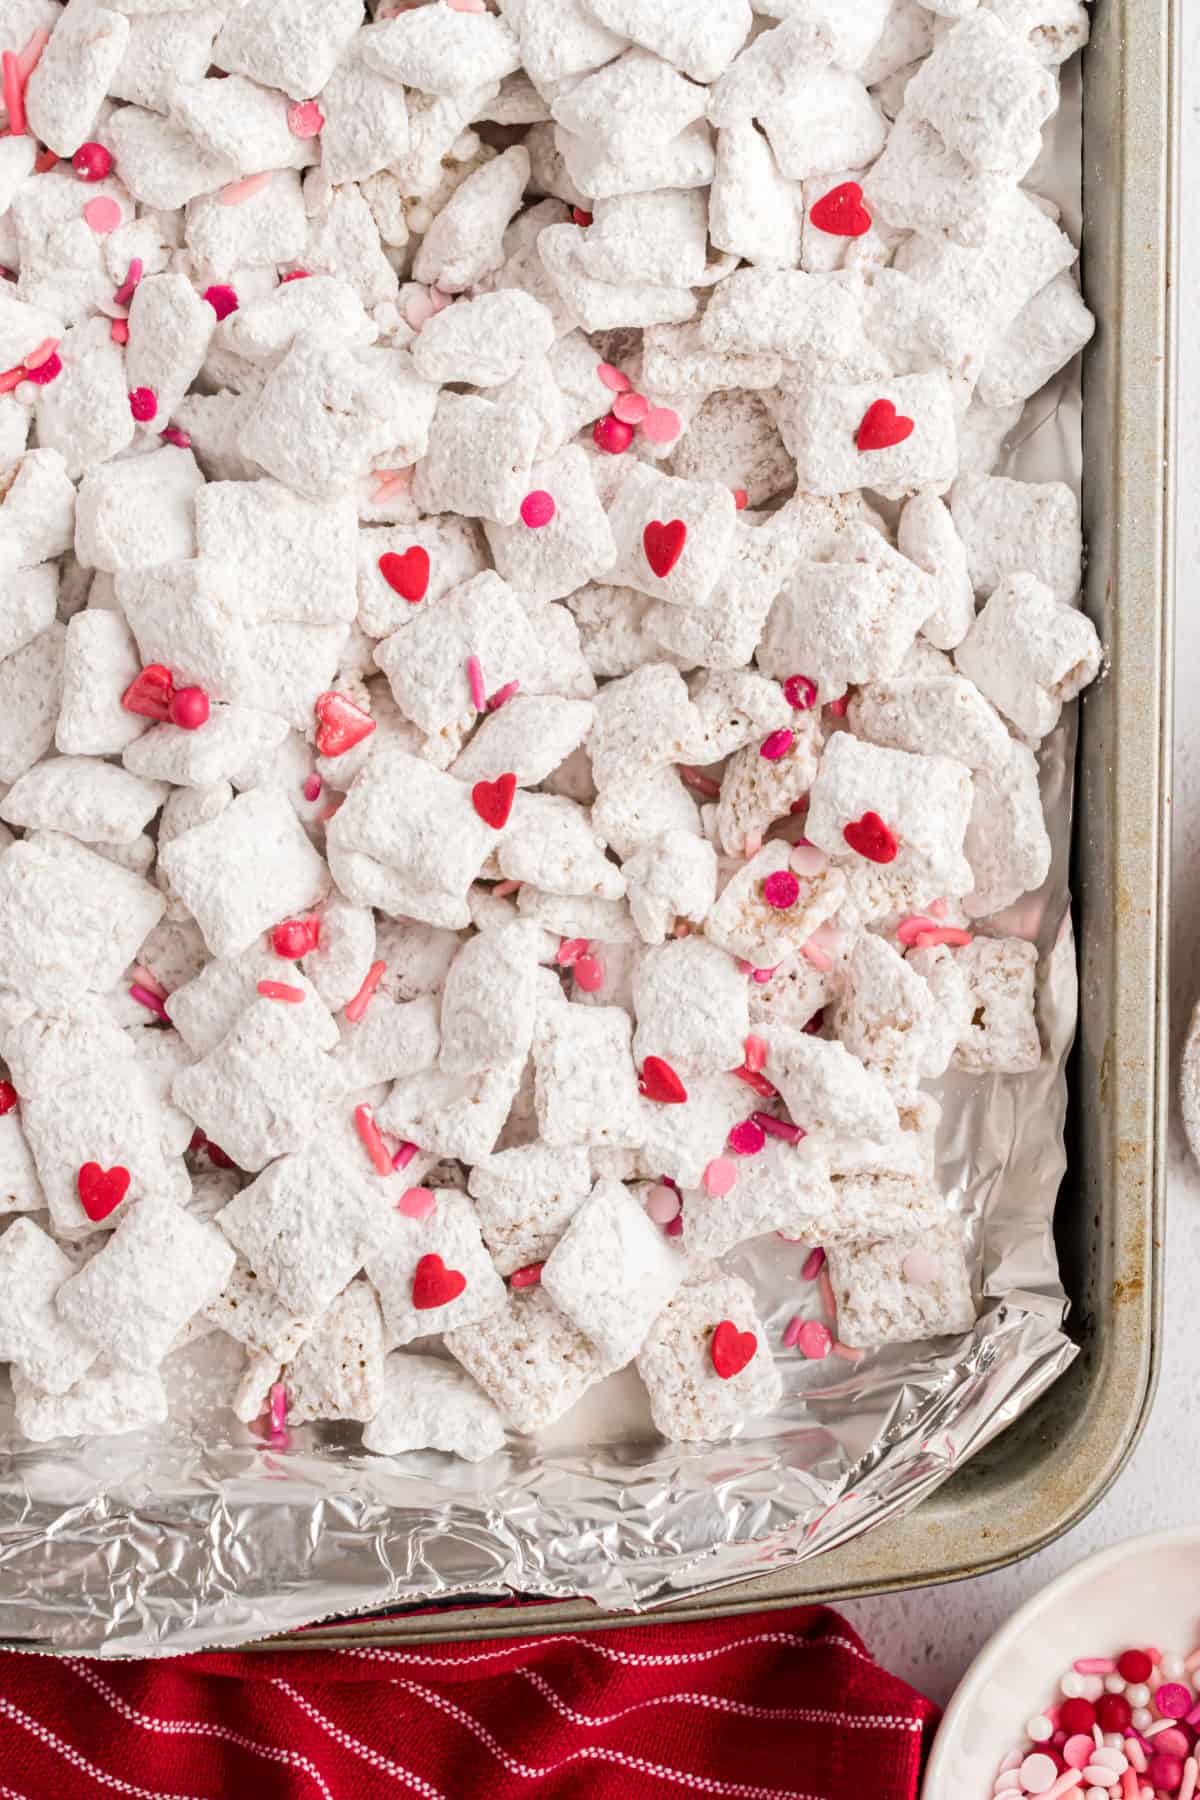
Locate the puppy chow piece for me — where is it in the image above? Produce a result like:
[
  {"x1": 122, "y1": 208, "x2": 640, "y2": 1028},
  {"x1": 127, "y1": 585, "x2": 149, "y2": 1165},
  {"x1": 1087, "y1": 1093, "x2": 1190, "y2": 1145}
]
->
[
  {"x1": 0, "y1": 1109, "x2": 45, "y2": 1217},
  {"x1": 165, "y1": 945, "x2": 337, "y2": 1059},
  {"x1": 962, "y1": 743, "x2": 1052, "y2": 918},
  {"x1": 280, "y1": 1279, "x2": 386, "y2": 1426},
  {"x1": 587, "y1": 664, "x2": 697, "y2": 794},
  {"x1": 159, "y1": 786, "x2": 328, "y2": 961},
  {"x1": 0, "y1": 1218, "x2": 98, "y2": 1394},
  {"x1": 12, "y1": 1358, "x2": 168, "y2": 1444},
  {"x1": 445, "y1": 1283, "x2": 612, "y2": 1434},
  {"x1": 451, "y1": 696, "x2": 594, "y2": 793},
  {"x1": 57, "y1": 1197, "x2": 235, "y2": 1371},
  {"x1": 705, "y1": 842, "x2": 847, "y2": 972},
  {"x1": 0, "y1": 831, "x2": 163, "y2": 1008},
  {"x1": 636, "y1": 1273, "x2": 781, "y2": 1443},
  {"x1": 773, "y1": 371, "x2": 958, "y2": 501},
  {"x1": 541, "y1": 1177, "x2": 684, "y2": 1365},
  {"x1": 377, "y1": 1058, "x2": 525, "y2": 1167},
  {"x1": 363, "y1": 1351, "x2": 507, "y2": 1460},
  {"x1": 194, "y1": 480, "x2": 358, "y2": 629},
  {"x1": 172, "y1": 997, "x2": 337, "y2": 1173},
  {"x1": 467, "y1": 1141, "x2": 593, "y2": 1277},
  {"x1": 847, "y1": 672, "x2": 1013, "y2": 776},
  {"x1": 33, "y1": 316, "x2": 134, "y2": 479},
  {"x1": 904, "y1": 12, "x2": 1057, "y2": 177},
  {"x1": 411, "y1": 290, "x2": 556, "y2": 389},
  {"x1": 413, "y1": 145, "x2": 530, "y2": 293},
  {"x1": 632, "y1": 937, "x2": 747, "y2": 1078},
  {"x1": 762, "y1": 1024, "x2": 900, "y2": 1141},
  {"x1": 497, "y1": 792, "x2": 623, "y2": 902},
  {"x1": 953, "y1": 936, "x2": 1041, "y2": 1073},
  {"x1": 0, "y1": 755, "x2": 166, "y2": 847},
  {"x1": 24, "y1": 2, "x2": 129, "y2": 157},
  {"x1": 483, "y1": 446, "x2": 617, "y2": 603},
  {"x1": 955, "y1": 573, "x2": 1101, "y2": 741},
  {"x1": 412, "y1": 392, "x2": 543, "y2": 529},
  {"x1": 74, "y1": 445, "x2": 203, "y2": 574},
  {"x1": 635, "y1": 1069, "x2": 751, "y2": 1192},
  {"x1": 438, "y1": 921, "x2": 539, "y2": 1078},
  {"x1": 976, "y1": 270, "x2": 1095, "y2": 410},
  {"x1": 760, "y1": 70, "x2": 888, "y2": 182},
  {"x1": 363, "y1": 1187, "x2": 507, "y2": 1347},
  {"x1": 826, "y1": 1218, "x2": 975, "y2": 1349},
  {"x1": 836, "y1": 931, "x2": 948, "y2": 1102},
  {"x1": 212, "y1": 0, "x2": 361, "y2": 100},
  {"x1": 532, "y1": 997, "x2": 644, "y2": 1151},
  {"x1": 897, "y1": 493, "x2": 976, "y2": 652},
  {"x1": 805, "y1": 732, "x2": 975, "y2": 905},
  {"x1": 710, "y1": 119, "x2": 804, "y2": 270},
  {"x1": 622, "y1": 830, "x2": 718, "y2": 946},
  {"x1": 949, "y1": 473, "x2": 1083, "y2": 602},
  {"x1": 605, "y1": 460, "x2": 737, "y2": 610},
  {"x1": 715, "y1": 718, "x2": 824, "y2": 859},
  {"x1": 204, "y1": 1258, "x2": 315, "y2": 1365}
]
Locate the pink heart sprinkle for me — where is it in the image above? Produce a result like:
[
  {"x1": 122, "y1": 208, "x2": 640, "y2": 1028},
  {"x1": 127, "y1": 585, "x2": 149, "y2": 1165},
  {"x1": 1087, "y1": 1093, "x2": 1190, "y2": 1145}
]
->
[
  {"x1": 902, "y1": 1249, "x2": 940, "y2": 1286},
  {"x1": 703, "y1": 1157, "x2": 736, "y2": 1197},
  {"x1": 83, "y1": 196, "x2": 121, "y2": 234},
  {"x1": 796, "y1": 1321, "x2": 833, "y2": 1360},
  {"x1": 612, "y1": 391, "x2": 650, "y2": 425},
  {"x1": 287, "y1": 101, "x2": 324, "y2": 138},
  {"x1": 398, "y1": 1186, "x2": 436, "y2": 1220},
  {"x1": 641, "y1": 406, "x2": 681, "y2": 444},
  {"x1": 520, "y1": 489, "x2": 556, "y2": 528},
  {"x1": 596, "y1": 362, "x2": 630, "y2": 393},
  {"x1": 644, "y1": 1183, "x2": 680, "y2": 1225}
]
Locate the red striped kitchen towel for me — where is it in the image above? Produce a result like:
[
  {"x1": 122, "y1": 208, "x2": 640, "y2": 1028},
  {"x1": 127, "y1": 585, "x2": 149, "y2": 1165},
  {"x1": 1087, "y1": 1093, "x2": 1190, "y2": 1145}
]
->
[{"x1": 0, "y1": 1603, "x2": 939, "y2": 1798}]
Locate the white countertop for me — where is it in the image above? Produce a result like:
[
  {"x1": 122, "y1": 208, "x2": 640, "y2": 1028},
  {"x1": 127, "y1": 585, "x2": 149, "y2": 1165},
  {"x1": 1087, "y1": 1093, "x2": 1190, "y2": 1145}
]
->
[{"x1": 840, "y1": 18, "x2": 1198, "y2": 1710}]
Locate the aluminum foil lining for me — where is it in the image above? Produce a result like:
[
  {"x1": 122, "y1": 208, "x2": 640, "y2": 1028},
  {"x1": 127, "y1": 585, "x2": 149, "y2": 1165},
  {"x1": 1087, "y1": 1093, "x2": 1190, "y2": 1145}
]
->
[{"x1": 0, "y1": 71, "x2": 1087, "y2": 1656}]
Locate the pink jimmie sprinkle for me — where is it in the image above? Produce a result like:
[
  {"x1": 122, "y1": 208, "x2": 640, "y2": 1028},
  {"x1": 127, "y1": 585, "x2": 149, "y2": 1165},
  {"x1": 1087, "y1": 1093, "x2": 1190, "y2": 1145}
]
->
[
  {"x1": 221, "y1": 171, "x2": 273, "y2": 206},
  {"x1": 753, "y1": 1111, "x2": 804, "y2": 1145},
  {"x1": 268, "y1": 1382, "x2": 287, "y2": 1435},
  {"x1": 612, "y1": 391, "x2": 650, "y2": 425},
  {"x1": 202, "y1": 283, "x2": 238, "y2": 321},
  {"x1": 487, "y1": 679, "x2": 520, "y2": 711},
  {"x1": 818, "y1": 1268, "x2": 837, "y2": 1320},
  {"x1": 354, "y1": 1103, "x2": 393, "y2": 1177},
  {"x1": 732, "y1": 1063, "x2": 778, "y2": 1099},
  {"x1": 556, "y1": 938, "x2": 589, "y2": 967},
  {"x1": 130, "y1": 964, "x2": 167, "y2": 1000},
  {"x1": 732, "y1": 487, "x2": 749, "y2": 510},
  {"x1": 371, "y1": 466, "x2": 412, "y2": 503},
  {"x1": 287, "y1": 101, "x2": 324, "y2": 137},
  {"x1": 783, "y1": 674, "x2": 818, "y2": 711},
  {"x1": 801, "y1": 1247, "x2": 826, "y2": 1281},
  {"x1": 2, "y1": 52, "x2": 25, "y2": 137},
  {"x1": 344, "y1": 959, "x2": 387, "y2": 1024},
  {"x1": 728, "y1": 1119, "x2": 765, "y2": 1157},
  {"x1": 256, "y1": 980, "x2": 305, "y2": 1003},
  {"x1": 763, "y1": 870, "x2": 800, "y2": 911},
  {"x1": 466, "y1": 654, "x2": 486, "y2": 712},
  {"x1": 796, "y1": 1321, "x2": 833, "y2": 1360},
  {"x1": 397, "y1": 1187, "x2": 436, "y2": 1220},
  {"x1": 510, "y1": 1261, "x2": 544, "y2": 1288},
  {"x1": 109, "y1": 319, "x2": 129, "y2": 346},
  {"x1": 760, "y1": 728, "x2": 795, "y2": 761},
  {"x1": 129, "y1": 386, "x2": 157, "y2": 421},
  {"x1": 492, "y1": 879, "x2": 522, "y2": 898},
  {"x1": 743, "y1": 1034, "x2": 767, "y2": 1073},
  {"x1": 678, "y1": 765, "x2": 722, "y2": 798},
  {"x1": 703, "y1": 1157, "x2": 736, "y2": 1197},
  {"x1": 22, "y1": 336, "x2": 59, "y2": 371},
  {"x1": 913, "y1": 927, "x2": 973, "y2": 950},
  {"x1": 159, "y1": 424, "x2": 190, "y2": 447},
  {"x1": 392, "y1": 1140, "x2": 419, "y2": 1172},
  {"x1": 801, "y1": 937, "x2": 834, "y2": 973},
  {"x1": 896, "y1": 914, "x2": 937, "y2": 947},
  {"x1": 597, "y1": 362, "x2": 631, "y2": 393},
  {"x1": 641, "y1": 406, "x2": 681, "y2": 445},
  {"x1": 520, "y1": 489, "x2": 555, "y2": 528},
  {"x1": 574, "y1": 955, "x2": 604, "y2": 992},
  {"x1": 0, "y1": 365, "x2": 24, "y2": 393},
  {"x1": 782, "y1": 1316, "x2": 805, "y2": 1349},
  {"x1": 832, "y1": 1342, "x2": 865, "y2": 1364},
  {"x1": 751, "y1": 966, "x2": 777, "y2": 985},
  {"x1": 84, "y1": 196, "x2": 122, "y2": 235},
  {"x1": 302, "y1": 772, "x2": 322, "y2": 802},
  {"x1": 16, "y1": 28, "x2": 48, "y2": 84},
  {"x1": 130, "y1": 983, "x2": 169, "y2": 1021},
  {"x1": 593, "y1": 414, "x2": 634, "y2": 455},
  {"x1": 113, "y1": 258, "x2": 143, "y2": 308}
]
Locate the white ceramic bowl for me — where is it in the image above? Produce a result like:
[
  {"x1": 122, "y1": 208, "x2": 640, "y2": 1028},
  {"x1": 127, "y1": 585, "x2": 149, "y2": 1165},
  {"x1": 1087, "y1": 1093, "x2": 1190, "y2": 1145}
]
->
[{"x1": 925, "y1": 1527, "x2": 1200, "y2": 1795}]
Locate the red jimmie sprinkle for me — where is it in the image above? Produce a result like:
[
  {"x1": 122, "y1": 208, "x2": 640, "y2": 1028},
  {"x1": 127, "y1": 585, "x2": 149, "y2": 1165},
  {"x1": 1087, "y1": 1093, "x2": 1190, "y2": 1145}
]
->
[
  {"x1": 256, "y1": 980, "x2": 306, "y2": 1004},
  {"x1": 343, "y1": 959, "x2": 387, "y2": 1024}
]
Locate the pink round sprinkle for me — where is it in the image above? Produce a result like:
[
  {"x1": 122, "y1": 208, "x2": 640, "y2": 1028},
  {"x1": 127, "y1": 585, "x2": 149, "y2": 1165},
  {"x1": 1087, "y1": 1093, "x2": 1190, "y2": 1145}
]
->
[
  {"x1": 902, "y1": 1249, "x2": 940, "y2": 1286},
  {"x1": 796, "y1": 1321, "x2": 833, "y2": 1360},
  {"x1": 1147, "y1": 1755, "x2": 1184, "y2": 1793},
  {"x1": 169, "y1": 686, "x2": 210, "y2": 731},
  {"x1": 302, "y1": 773, "x2": 322, "y2": 802},
  {"x1": 1155, "y1": 1686, "x2": 1192, "y2": 1720},
  {"x1": 801, "y1": 1247, "x2": 826, "y2": 1281},
  {"x1": 203, "y1": 283, "x2": 239, "y2": 321},
  {"x1": 763, "y1": 870, "x2": 800, "y2": 911},
  {"x1": 112, "y1": 259, "x2": 143, "y2": 308},
  {"x1": 783, "y1": 674, "x2": 818, "y2": 711},
  {"x1": 397, "y1": 1187, "x2": 437, "y2": 1220},
  {"x1": 128, "y1": 385, "x2": 157, "y2": 422},
  {"x1": 520, "y1": 489, "x2": 556, "y2": 528},
  {"x1": 760, "y1": 729, "x2": 795, "y2": 761},
  {"x1": 612, "y1": 391, "x2": 651, "y2": 425},
  {"x1": 743, "y1": 1034, "x2": 767, "y2": 1073},
  {"x1": 644, "y1": 1183, "x2": 681, "y2": 1225},
  {"x1": 1063, "y1": 1737, "x2": 1096, "y2": 1770},
  {"x1": 593, "y1": 414, "x2": 634, "y2": 455},
  {"x1": 1019, "y1": 1755, "x2": 1059, "y2": 1795},
  {"x1": 728, "y1": 1118, "x2": 765, "y2": 1157},
  {"x1": 72, "y1": 141, "x2": 112, "y2": 182},
  {"x1": 597, "y1": 362, "x2": 630, "y2": 393},
  {"x1": 573, "y1": 954, "x2": 604, "y2": 992},
  {"x1": 1156, "y1": 1731, "x2": 1191, "y2": 1758},
  {"x1": 287, "y1": 100, "x2": 324, "y2": 137},
  {"x1": 751, "y1": 966, "x2": 776, "y2": 985},
  {"x1": 641, "y1": 406, "x2": 681, "y2": 444},
  {"x1": 790, "y1": 844, "x2": 828, "y2": 880},
  {"x1": 83, "y1": 196, "x2": 121, "y2": 234},
  {"x1": 703, "y1": 1157, "x2": 736, "y2": 1197},
  {"x1": 110, "y1": 318, "x2": 129, "y2": 345}
]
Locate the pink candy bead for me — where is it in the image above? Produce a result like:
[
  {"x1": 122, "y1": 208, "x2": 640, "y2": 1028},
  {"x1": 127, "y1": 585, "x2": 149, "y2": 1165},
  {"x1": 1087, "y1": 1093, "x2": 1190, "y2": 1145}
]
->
[
  {"x1": 743, "y1": 1034, "x2": 767, "y2": 1073},
  {"x1": 763, "y1": 870, "x2": 800, "y2": 911},
  {"x1": 169, "y1": 686, "x2": 210, "y2": 731},
  {"x1": 644, "y1": 1183, "x2": 680, "y2": 1224},
  {"x1": 760, "y1": 728, "x2": 794, "y2": 761},
  {"x1": 287, "y1": 100, "x2": 324, "y2": 137},
  {"x1": 783, "y1": 674, "x2": 818, "y2": 711},
  {"x1": 593, "y1": 414, "x2": 634, "y2": 454},
  {"x1": 72, "y1": 141, "x2": 112, "y2": 181},
  {"x1": 641, "y1": 405, "x2": 681, "y2": 444},
  {"x1": 128, "y1": 385, "x2": 157, "y2": 421},
  {"x1": 612, "y1": 391, "x2": 650, "y2": 425},
  {"x1": 83, "y1": 196, "x2": 121, "y2": 234},
  {"x1": 573, "y1": 955, "x2": 604, "y2": 992},
  {"x1": 1155, "y1": 1686, "x2": 1192, "y2": 1719},
  {"x1": 1148, "y1": 1755, "x2": 1184, "y2": 1793},
  {"x1": 795, "y1": 1321, "x2": 833, "y2": 1360},
  {"x1": 520, "y1": 489, "x2": 556, "y2": 528},
  {"x1": 728, "y1": 1119, "x2": 765, "y2": 1156},
  {"x1": 703, "y1": 1157, "x2": 736, "y2": 1197}
]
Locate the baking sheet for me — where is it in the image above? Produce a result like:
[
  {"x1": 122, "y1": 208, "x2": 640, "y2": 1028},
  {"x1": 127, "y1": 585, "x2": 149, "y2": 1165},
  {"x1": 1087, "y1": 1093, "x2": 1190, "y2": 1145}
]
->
[{"x1": 0, "y1": 62, "x2": 1093, "y2": 1656}]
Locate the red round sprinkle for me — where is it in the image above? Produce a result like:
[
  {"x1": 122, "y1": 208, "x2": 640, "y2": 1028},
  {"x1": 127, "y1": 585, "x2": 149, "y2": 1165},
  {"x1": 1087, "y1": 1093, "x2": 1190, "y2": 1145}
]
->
[
  {"x1": 72, "y1": 141, "x2": 112, "y2": 182},
  {"x1": 169, "y1": 685, "x2": 210, "y2": 730},
  {"x1": 732, "y1": 487, "x2": 749, "y2": 510},
  {"x1": 1095, "y1": 1693, "x2": 1131, "y2": 1732},
  {"x1": 0, "y1": 1080, "x2": 17, "y2": 1115},
  {"x1": 593, "y1": 413, "x2": 634, "y2": 455},
  {"x1": 763, "y1": 870, "x2": 800, "y2": 911},
  {"x1": 760, "y1": 728, "x2": 794, "y2": 761},
  {"x1": 520, "y1": 489, "x2": 556, "y2": 528},
  {"x1": 1057, "y1": 1698, "x2": 1095, "y2": 1736},
  {"x1": 1118, "y1": 1650, "x2": 1154, "y2": 1684},
  {"x1": 573, "y1": 954, "x2": 604, "y2": 991},
  {"x1": 202, "y1": 283, "x2": 239, "y2": 321},
  {"x1": 856, "y1": 398, "x2": 914, "y2": 453},
  {"x1": 728, "y1": 1119, "x2": 765, "y2": 1156},
  {"x1": 783, "y1": 674, "x2": 818, "y2": 711},
  {"x1": 710, "y1": 1319, "x2": 756, "y2": 1380},
  {"x1": 1147, "y1": 1755, "x2": 1184, "y2": 1794},
  {"x1": 128, "y1": 386, "x2": 157, "y2": 422}
]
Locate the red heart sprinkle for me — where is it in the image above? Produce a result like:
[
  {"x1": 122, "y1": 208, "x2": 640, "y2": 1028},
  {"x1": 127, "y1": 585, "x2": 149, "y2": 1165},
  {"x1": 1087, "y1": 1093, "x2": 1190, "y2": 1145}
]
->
[
  {"x1": 856, "y1": 400, "x2": 914, "y2": 453},
  {"x1": 412, "y1": 1252, "x2": 467, "y2": 1310},
  {"x1": 121, "y1": 664, "x2": 174, "y2": 721},
  {"x1": 639, "y1": 1055, "x2": 688, "y2": 1106},
  {"x1": 378, "y1": 547, "x2": 430, "y2": 603},
  {"x1": 643, "y1": 518, "x2": 687, "y2": 579},
  {"x1": 711, "y1": 1319, "x2": 757, "y2": 1380},
  {"x1": 314, "y1": 691, "x2": 376, "y2": 756},
  {"x1": 77, "y1": 1161, "x2": 130, "y2": 1223},
  {"x1": 842, "y1": 811, "x2": 898, "y2": 864},
  {"x1": 472, "y1": 772, "x2": 516, "y2": 830},
  {"x1": 809, "y1": 181, "x2": 872, "y2": 238}
]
